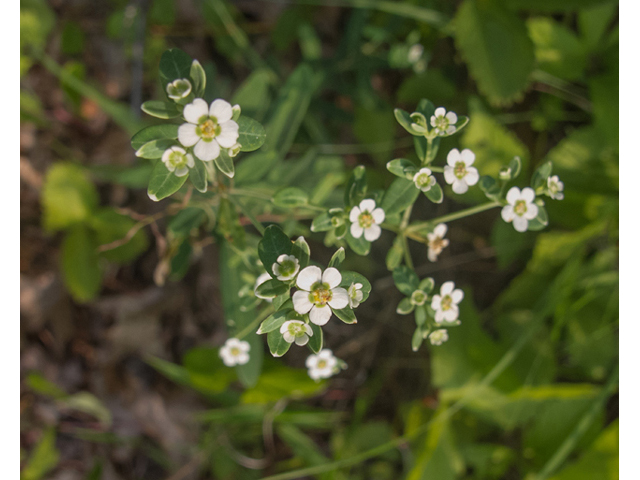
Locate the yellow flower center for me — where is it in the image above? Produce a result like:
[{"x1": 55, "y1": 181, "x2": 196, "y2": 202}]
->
[
  {"x1": 230, "y1": 347, "x2": 240, "y2": 356},
  {"x1": 359, "y1": 212, "x2": 374, "y2": 229},
  {"x1": 454, "y1": 161, "x2": 467, "y2": 179},
  {"x1": 310, "y1": 283, "x2": 333, "y2": 306},
  {"x1": 317, "y1": 359, "x2": 327, "y2": 369},
  {"x1": 441, "y1": 295, "x2": 452, "y2": 311},
  {"x1": 198, "y1": 118, "x2": 221, "y2": 139},
  {"x1": 514, "y1": 199, "x2": 527, "y2": 216}
]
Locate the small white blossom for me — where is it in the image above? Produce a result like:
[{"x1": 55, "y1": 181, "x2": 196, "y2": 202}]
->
[
  {"x1": 349, "y1": 199, "x2": 385, "y2": 242},
  {"x1": 407, "y1": 44, "x2": 424, "y2": 64},
  {"x1": 178, "y1": 98, "x2": 239, "y2": 162},
  {"x1": 427, "y1": 223, "x2": 449, "y2": 262},
  {"x1": 292, "y1": 266, "x2": 349, "y2": 326},
  {"x1": 431, "y1": 281, "x2": 464, "y2": 324},
  {"x1": 219, "y1": 338, "x2": 250, "y2": 366},
  {"x1": 430, "y1": 107, "x2": 458, "y2": 136},
  {"x1": 166, "y1": 78, "x2": 192, "y2": 101},
  {"x1": 429, "y1": 329, "x2": 449, "y2": 346},
  {"x1": 254, "y1": 272, "x2": 273, "y2": 302},
  {"x1": 272, "y1": 254, "x2": 300, "y2": 282},
  {"x1": 443, "y1": 148, "x2": 479, "y2": 194},
  {"x1": 413, "y1": 168, "x2": 437, "y2": 192},
  {"x1": 546, "y1": 175, "x2": 564, "y2": 200},
  {"x1": 347, "y1": 282, "x2": 364, "y2": 308},
  {"x1": 501, "y1": 187, "x2": 539, "y2": 232},
  {"x1": 306, "y1": 349, "x2": 339, "y2": 381},
  {"x1": 161, "y1": 146, "x2": 195, "y2": 177},
  {"x1": 280, "y1": 320, "x2": 313, "y2": 346}
]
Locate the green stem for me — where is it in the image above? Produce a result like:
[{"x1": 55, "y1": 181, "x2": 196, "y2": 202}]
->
[
  {"x1": 235, "y1": 306, "x2": 275, "y2": 340},
  {"x1": 401, "y1": 234, "x2": 413, "y2": 269},
  {"x1": 406, "y1": 201, "x2": 501, "y2": 233}
]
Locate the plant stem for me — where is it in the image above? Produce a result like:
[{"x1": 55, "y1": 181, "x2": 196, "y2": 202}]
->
[
  {"x1": 406, "y1": 201, "x2": 501, "y2": 233},
  {"x1": 235, "y1": 306, "x2": 274, "y2": 340}
]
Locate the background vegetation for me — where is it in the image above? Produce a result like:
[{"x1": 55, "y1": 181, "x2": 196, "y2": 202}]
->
[{"x1": 20, "y1": 0, "x2": 619, "y2": 479}]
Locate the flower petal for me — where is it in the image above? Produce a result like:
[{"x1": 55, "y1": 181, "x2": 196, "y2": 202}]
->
[
  {"x1": 322, "y1": 267, "x2": 342, "y2": 288},
  {"x1": 359, "y1": 199, "x2": 376, "y2": 212},
  {"x1": 309, "y1": 305, "x2": 332, "y2": 326},
  {"x1": 350, "y1": 223, "x2": 364, "y2": 239},
  {"x1": 446, "y1": 111, "x2": 457, "y2": 124},
  {"x1": 297, "y1": 266, "x2": 322, "y2": 290},
  {"x1": 501, "y1": 205, "x2": 515, "y2": 222},
  {"x1": 431, "y1": 295, "x2": 441, "y2": 310},
  {"x1": 174, "y1": 166, "x2": 189, "y2": 177},
  {"x1": 364, "y1": 224, "x2": 381, "y2": 241},
  {"x1": 451, "y1": 179, "x2": 469, "y2": 194},
  {"x1": 513, "y1": 216, "x2": 528, "y2": 232},
  {"x1": 460, "y1": 149, "x2": 475, "y2": 166},
  {"x1": 328, "y1": 287, "x2": 349, "y2": 309},
  {"x1": 451, "y1": 289, "x2": 464, "y2": 303},
  {"x1": 524, "y1": 203, "x2": 539, "y2": 220},
  {"x1": 184, "y1": 98, "x2": 209, "y2": 124},
  {"x1": 443, "y1": 166, "x2": 456, "y2": 184},
  {"x1": 434, "y1": 107, "x2": 446, "y2": 117},
  {"x1": 216, "y1": 121, "x2": 240, "y2": 148},
  {"x1": 464, "y1": 167, "x2": 479, "y2": 186},
  {"x1": 442, "y1": 307, "x2": 459, "y2": 322},
  {"x1": 306, "y1": 355, "x2": 318, "y2": 368},
  {"x1": 292, "y1": 291, "x2": 313, "y2": 314},
  {"x1": 186, "y1": 154, "x2": 195, "y2": 168},
  {"x1": 283, "y1": 332, "x2": 295, "y2": 343},
  {"x1": 447, "y1": 148, "x2": 461, "y2": 166},
  {"x1": 209, "y1": 99, "x2": 233, "y2": 123},
  {"x1": 371, "y1": 208, "x2": 385, "y2": 224},
  {"x1": 434, "y1": 223, "x2": 447, "y2": 237},
  {"x1": 178, "y1": 123, "x2": 199, "y2": 147},
  {"x1": 295, "y1": 335, "x2": 309, "y2": 346},
  {"x1": 194, "y1": 139, "x2": 220, "y2": 161},
  {"x1": 521, "y1": 187, "x2": 535, "y2": 203},
  {"x1": 349, "y1": 206, "x2": 361, "y2": 222},
  {"x1": 506, "y1": 187, "x2": 521, "y2": 205},
  {"x1": 441, "y1": 281, "x2": 454, "y2": 295},
  {"x1": 236, "y1": 353, "x2": 249, "y2": 365}
]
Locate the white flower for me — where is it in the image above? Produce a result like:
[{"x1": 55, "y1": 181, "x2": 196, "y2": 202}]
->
[
  {"x1": 178, "y1": 98, "x2": 239, "y2": 162},
  {"x1": 413, "y1": 168, "x2": 437, "y2": 192},
  {"x1": 280, "y1": 320, "x2": 313, "y2": 346},
  {"x1": 429, "y1": 329, "x2": 449, "y2": 346},
  {"x1": 430, "y1": 107, "x2": 458, "y2": 136},
  {"x1": 501, "y1": 187, "x2": 539, "y2": 233},
  {"x1": 292, "y1": 266, "x2": 349, "y2": 326},
  {"x1": 219, "y1": 338, "x2": 250, "y2": 366},
  {"x1": 407, "y1": 44, "x2": 424, "y2": 63},
  {"x1": 349, "y1": 199, "x2": 385, "y2": 242},
  {"x1": 254, "y1": 272, "x2": 273, "y2": 302},
  {"x1": 547, "y1": 175, "x2": 564, "y2": 200},
  {"x1": 161, "y1": 146, "x2": 195, "y2": 177},
  {"x1": 306, "y1": 349, "x2": 339, "y2": 381},
  {"x1": 272, "y1": 254, "x2": 300, "y2": 282},
  {"x1": 427, "y1": 223, "x2": 449, "y2": 262},
  {"x1": 347, "y1": 283, "x2": 364, "y2": 308},
  {"x1": 166, "y1": 78, "x2": 192, "y2": 101},
  {"x1": 443, "y1": 148, "x2": 479, "y2": 194},
  {"x1": 431, "y1": 281, "x2": 464, "y2": 324}
]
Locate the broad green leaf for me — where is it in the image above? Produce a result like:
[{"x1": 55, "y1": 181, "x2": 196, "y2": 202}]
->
[
  {"x1": 90, "y1": 208, "x2": 148, "y2": 264},
  {"x1": 308, "y1": 323, "x2": 323, "y2": 354},
  {"x1": 21, "y1": 429, "x2": 59, "y2": 480},
  {"x1": 61, "y1": 225, "x2": 102, "y2": 302},
  {"x1": 273, "y1": 187, "x2": 309, "y2": 207},
  {"x1": 258, "y1": 225, "x2": 293, "y2": 278},
  {"x1": 381, "y1": 177, "x2": 420, "y2": 216},
  {"x1": 237, "y1": 116, "x2": 267, "y2": 152},
  {"x1": 147, "y1": 161, "x2": 187, "y2": 201},
  {"x1": 257, "y1": 309, "x2": 291, "y2": 335},
  {"x1": 130, "y1": 124, "x2": 179, "y2": 150},
  {"x1": 311, "y1": 212, "x2": 333, "y2": 232},
  {"x1": 231, "y1": 68, "x2": 276, "y2": 120},
  {"x1": 527, "y1": 204, "x2": 549, "y2": 231},
  {"x1": 425, "y1": 182, "x2": 444, "y2": 204},
  {"x1": 183, "y1": 347, "x2": 236, "y2": 393},
  {"x1": 255, "y1": 279, "x2": 290, "y2": 298},
  {"x1": 412, "y1": 327, "x2": 425, "y2": 352},
  {"x1": 189, "y1": 158, "x2": 208, "y2": 193},
  {"x1": 418, "y1": 277, "x2": 435, "y2": 293},
  {"x1": 333, "y1": 307, "x2": 357, "y2": 324},
  {"x1": 135, "y1": 139, "x2": 175, "y2": 159},
  {"x1": 168, "y1": 207, "x2": 206, "y2": 237},
  {"x1": 532, "y1": 161, "x2": 553, "y2": 189},
  {"x1": 479, "y1": 175, "x2": 502, "y2": 201},
  {"x1": 213, "y1": 149, "x2": 235, "y2": 178},
  {"x1": 141, "y1": 100, "x2": 180, "y2": 119},
  {"x1": 190, "y1": 59, "x2": 206, "y2": 98},
  {"x1": 42, "y1": 162, "x2": 98, "y2": 232},
  {"x1": 386, "y1": 235, "x2": 404, "y2": 271},
  {"x1": 454, "y1": 0, "x2": 535, "y2": 104},
  {"x1": 415, "y1": 98, "x2": 436, "y2": 120},
  {"x1": 393, "y1": 265, "x2": 419, "y2": 296},
  {"x1": 26, "y1": 372, "x2": 67, "y2": 399},
  {"x1": 394, "y1": 108, "x2": 422, "y2": 136},
  {"x1": 344, "y1": 165, "x2": 367, "y2": 208},
  {"x1": 345, "y1": 230, "x2": 371, "y2": 256},
  {"x1": 159, "y1": 48, "x2": 193, "y2": 88},
  {"x1": 241, "y1": 360, "x2": 325, "y2": 403},
  {"x1": 339, "y1": 271, "x2": 372, "y2": 302},
  {"x1": 291, "y1": 236, "x2": 311, "y2": 268},
  {"x1": 415, "y1": 305, "x2": 427, "y2": 327},
  {"x1": 387, "y1": 158, "x2": 418, "y2": 179},
  {"x1": 328, "y1": 247, "x2": 345, "y2": 269},
  {"x1": 267, "y1": 330, "x2": 292, "y2": 357},
  {"x1": 502, "y1": 0, "x2": 612, "y2": 12},
  {"x1": 397, "y1": 298, "x2": 414, "y2": 315},
  {"x1": 509, "y1": 156, "x2": 522, "y2": 179}
]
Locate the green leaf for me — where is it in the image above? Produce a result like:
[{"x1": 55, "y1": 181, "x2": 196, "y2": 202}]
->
[
  {"x1": 339, "y1": 271, "x2": 372, "y2": 302},
  {"x1": 479, "y1": 175, "x2": 502, "y2": 201},
  {"x1": 308, "y1": 323, "x2": 323, "y2": 354},
  {"x1": 90, "y1": 208, "x2": 148, "y2": 264},
  {"x1": 345, "y1": 230, "x2": 371, "y2": 256},
  {"x1": 159, "y1": 48, "x2": 193, "y2": 89},
  {"x1": 397, "y1": 298, "x2": 414, "y2": 315},
  {"x1": 168, "y1": 207, "x2": 206, "y2": 237},
  {"x1": 502, "y1": 0, "x2": 612, "y2": 12},
  {"x1": 141, "y1": 100, "x2": 180, "y2": 119},
  {"x1": 21, "y1": 429, "x2": 59, "y2": 480},
  {"x1": 411, "y1": 327, "x2": 425, "y2": 352},
  {"x1": 134, "y1": 139, "x2": 175, "y2": 159},
  {"x1": 241, "y1": 360, "x2": 325, "y2": 403},
  {"x1": 147, "y1": 161, "x2": 187, "y2": 201},
  {"x1": 273, "y1": 187, "x2": 309, "y2": 207},
  {"x1": 418, "y1": 277, "x2": 435, "y2": 293},
  {"x1": 189, "y1": 158, "x2": 208, "y2": 193},
  {"x1": 454, "y1": 0, "x2": 535, "y2": 104},
  {"x1": 387, "y1": 158, "x2": 418, "y2": 179},
  {"x1": 190, "y1": 59, "x2": 206, "y2": 98},
  {"x1": 508, "y1": 156, "x2": 522, "y2": 179},
  {"x1": 267, "y1": 330, "x2": 292, "y2": 357},
  {"x1": 527, "y1": 204, "x2": 549, "y2": 231},
  {"x1": 394, "y1": 108, "x2": 422, "y2": 136},
  {"x1": 231, "y1": 68, "x2": 276, "y2": 120},
  {"x1": 26, "y1": 372, "x2": 67, "y2": 399},
  {"x1": 333, "y1": 307, "x2": 357, "y2": 324},
  {"x1": 61, "y1": 225, "x2": 102, "y2": 302},
  {"x1": 381, "y1": 177, "x2": 420, "y2": 216},
  {"x1": 237, "y1": 116, "x2": 267, "y2": 152},
  {"x1": 532, "y1": 161, "x2": 553, "y2": 189},
  {"x1": 131, "y1": 124, "x2": 179, "y2": 150},
  {"x1": 344, "y1": 165, "x2": 367, "y2": 208},
  {"x1": 292, "y1": 236, "x2": 311, "y2": 268},
  {"x1": 310, "y1": 212, "x2": 333, "y2": 232},
  {"x1": 257, "y1": 309, "x2": 291, "y2": 334},
  {"x1": 258, "y1": 225, "x2": 293, "y2": 278},
  {"x1": 328, "y1": 247, "x2": 346, "y2": 269},
  {"x1": 415, "y1": 305, "x2": 427, "y2": 327},
  {"x1": 183, "y1": 347, "x2": 236, "y2": 393},
  {"x1": 424, "y1": 182, "x2": 444, "y2": 204},
  {"x1": 255, "y1": 279, "x2": 290, "y2": 299},
  {"x1": 386, "y1": 235, "x2": 404, "y2": 271},
  {"x1": 213, "y1": 149, "x2": 235, "y2": 178},
  {"x1": 42, "y1": 162, "x2": 98, "y2": 232},
  {"x1": 393, "y1": 265, "x2": 419, "y2": 296}
]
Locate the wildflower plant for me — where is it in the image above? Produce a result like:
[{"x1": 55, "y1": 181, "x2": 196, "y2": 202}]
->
[{"x1": 129, "y1": 49, "x2": 563, "y2": 381}]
